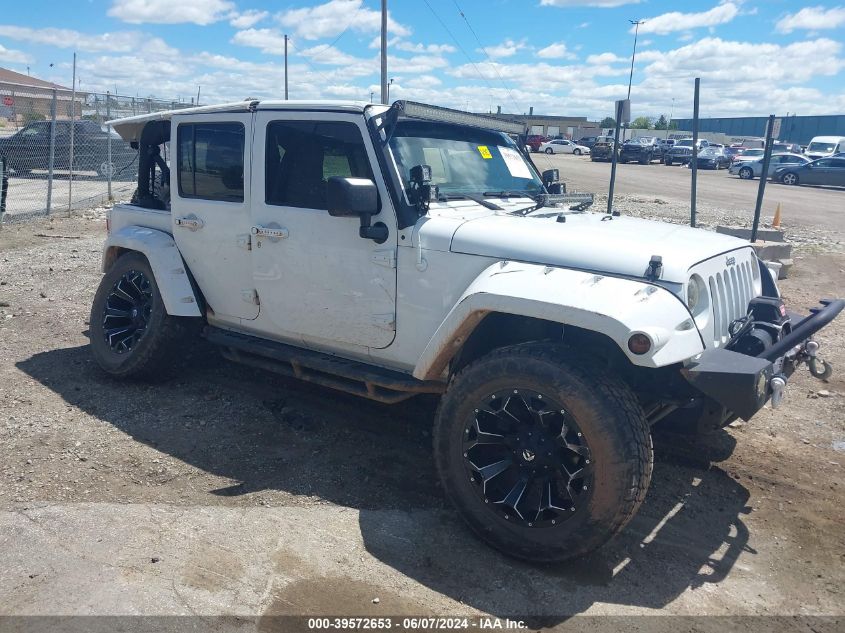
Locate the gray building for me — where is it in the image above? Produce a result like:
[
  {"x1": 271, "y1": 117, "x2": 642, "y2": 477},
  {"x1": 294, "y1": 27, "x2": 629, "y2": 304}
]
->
[
  {"x1": 490, "y1": 107, "x2": 600, "y2": 139},
  {"x1": 671, "y1": 114, "x2": 845, "y2": 146}
]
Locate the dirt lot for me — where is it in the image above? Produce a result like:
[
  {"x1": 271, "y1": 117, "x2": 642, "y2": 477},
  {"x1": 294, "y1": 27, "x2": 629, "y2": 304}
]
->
[{"x1": 1, "y1": 202, "x2": 844, "y2": 628}]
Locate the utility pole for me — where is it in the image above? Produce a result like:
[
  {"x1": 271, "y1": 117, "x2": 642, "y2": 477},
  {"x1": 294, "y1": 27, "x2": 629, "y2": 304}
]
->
[
  {"x1": 666, "y1": 97, "x2": 674, "y2": 140},
  {"x1": 67, "y1": 52, "x2": 77, "y2": 214},
  {"x1": 387, "y1": 77, "x2": 394, "y2": 103},
  {"x1": 284, "y1": 34, "x2": 289, "y2": 100},
  {"x1": 627, "y1": 19, "x2": 644, "y2": 100},
  {"x1": 196, "y1": 86, "x2": 201, "y2": 106},
  {"x1": 380, "y1": 0, "x2": 388, "y2": 103}
]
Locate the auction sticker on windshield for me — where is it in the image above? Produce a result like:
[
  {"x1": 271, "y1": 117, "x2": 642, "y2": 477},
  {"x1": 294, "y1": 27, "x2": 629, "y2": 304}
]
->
[
  {"x1": 499, "y1": 147, "x2": 532, "y2": 178},
  {"x1": 477, "y1": 145, "x2": 493, "y2": 159}
]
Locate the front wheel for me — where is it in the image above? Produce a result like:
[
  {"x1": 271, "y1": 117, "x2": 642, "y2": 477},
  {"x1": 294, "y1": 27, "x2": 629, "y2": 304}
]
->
[
  {"x1": 434, "y1": 343, "x2": 652, "y2": 563},
  {"x1": 545, "y1": 148, "x2": 554, "y2": 154},
  {"x1": 781, "y1": 172, "x2": 799, "y2": 185},
  {"x1": 665, "y1": 158, "x2": 673, "y2": 166},
  {"x1": 573, "y1": 149, "x2": 581, "y2": 156},
  {"x1": 89, "y1": 252, "x2": 200, "y2": 379}
]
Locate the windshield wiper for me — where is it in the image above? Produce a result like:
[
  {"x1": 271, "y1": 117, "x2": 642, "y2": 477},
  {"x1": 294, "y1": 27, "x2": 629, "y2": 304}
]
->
[
  {"x1": 438, "y1": 193, "x2": 504, "y2": 210},
  {"x1": 482, "y1": 190, "x2": 537, "y2": 199}
]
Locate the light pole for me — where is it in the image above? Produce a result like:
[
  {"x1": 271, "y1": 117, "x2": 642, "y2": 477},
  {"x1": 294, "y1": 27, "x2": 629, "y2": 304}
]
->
[
  {"x1": 627, "y1": 19, "x2": 644, "y2": 100},
  {"x1": 666, "y1": 97, "x2": 674, "y2": 140},
  {"x1": 387, "y1": 77, "x2": 394, "y2": 102}
]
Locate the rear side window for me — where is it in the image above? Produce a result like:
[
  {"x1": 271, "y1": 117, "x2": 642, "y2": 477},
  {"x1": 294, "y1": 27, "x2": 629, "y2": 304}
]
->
[{"x1": 177, "y1": 122, "x2": 245, "y2": 202}]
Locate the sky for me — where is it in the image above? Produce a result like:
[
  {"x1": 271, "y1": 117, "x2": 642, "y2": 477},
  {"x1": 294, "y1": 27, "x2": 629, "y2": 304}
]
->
[{"x1": 0, "y1": 0, "x2": 844, "y2": 121}]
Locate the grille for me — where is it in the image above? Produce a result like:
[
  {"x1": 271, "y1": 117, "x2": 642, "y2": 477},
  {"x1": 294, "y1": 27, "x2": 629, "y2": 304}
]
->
[{"x1": 708, "y1": 259, "x2": 757, "y2": 347}]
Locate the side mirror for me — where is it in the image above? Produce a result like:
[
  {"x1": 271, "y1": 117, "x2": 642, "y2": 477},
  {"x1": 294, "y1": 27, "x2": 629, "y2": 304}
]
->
[
  {"x1": 327, "y1": 177, "x2": 378, "y2": 217},
  {"x1": 542, "y1": 169, "x2": 560, "y2": 188},
  {"x1": 326, "y1": 176, "x2": 388, "y2": 243}
]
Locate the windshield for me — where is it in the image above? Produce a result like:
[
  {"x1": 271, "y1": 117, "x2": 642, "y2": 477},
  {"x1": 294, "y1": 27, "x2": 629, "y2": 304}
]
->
[
  {"x1": 699, "y1": 148, "x2": 719, "y2": 156},
  {"x1": 808, "y1": 141, "x2": 837, "y2": 153},
  {"x1": 676, "y1": 140, "x2": 693, "y2": 147},
  {"x1": 388, "y1": 120, "x2": 543, "y2": 197}
]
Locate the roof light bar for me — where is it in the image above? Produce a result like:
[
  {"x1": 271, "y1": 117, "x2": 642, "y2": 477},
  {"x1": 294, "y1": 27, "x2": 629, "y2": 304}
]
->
[{"x1": 393, "y1": 100, "x2": 526, "y2": 135}]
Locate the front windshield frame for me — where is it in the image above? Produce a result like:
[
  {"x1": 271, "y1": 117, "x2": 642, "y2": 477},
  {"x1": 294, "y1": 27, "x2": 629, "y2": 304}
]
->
[
  {"x1": 385, "y1": 119, "x2": 544, "y2": 204},
  {"x1": 808, "y1": 141, "x2": 837, "y2": 153}
]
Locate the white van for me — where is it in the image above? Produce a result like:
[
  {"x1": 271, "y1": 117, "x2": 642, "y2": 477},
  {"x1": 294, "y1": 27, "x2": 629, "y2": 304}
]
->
[{"x1": 805, "y1": 136, "x2": 845, "y2": 160}]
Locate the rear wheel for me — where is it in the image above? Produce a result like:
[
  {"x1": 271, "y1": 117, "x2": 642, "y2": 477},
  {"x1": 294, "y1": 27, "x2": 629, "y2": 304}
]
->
[
  {"x1": 545, "y1": 147, "x2": 554, "y2": 154},
  {"x1": 781, "y1": 172, "x2": 799, "y2": 185},
  {"x1": 665, "y1": 158, "x2": 673, "y2": 166},
  {"x1": 434, "y1": 343, "x2": 652, "y2": 562},
  {"x1": 89, "y1": 252, "x2": 199, "y2": 379}
]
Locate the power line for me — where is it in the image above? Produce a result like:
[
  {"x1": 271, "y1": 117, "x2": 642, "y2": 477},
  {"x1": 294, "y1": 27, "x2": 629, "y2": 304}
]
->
[
  {"x1": 449, "y1": 0, "x2": 523, "y2": 114},
  {"x1": 419, "y1": 0, "x2": 499, "y2": 108}
]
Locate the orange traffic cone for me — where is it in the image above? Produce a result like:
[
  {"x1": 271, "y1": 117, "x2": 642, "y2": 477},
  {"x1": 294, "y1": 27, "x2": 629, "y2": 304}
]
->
[{"x1": 773, "y1": 203, "x2": 782, "y2": 229}]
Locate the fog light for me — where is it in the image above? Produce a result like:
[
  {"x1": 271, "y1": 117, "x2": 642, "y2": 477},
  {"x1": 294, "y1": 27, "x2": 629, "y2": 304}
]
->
[{"x1": 628, "y1": 333, "x2": 652, "y2": 355}]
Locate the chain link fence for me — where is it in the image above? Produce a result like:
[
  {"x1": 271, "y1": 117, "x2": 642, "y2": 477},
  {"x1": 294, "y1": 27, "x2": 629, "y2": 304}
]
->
[{"x1": 0, "y1": 81, "x2": 191, "y2": 224}]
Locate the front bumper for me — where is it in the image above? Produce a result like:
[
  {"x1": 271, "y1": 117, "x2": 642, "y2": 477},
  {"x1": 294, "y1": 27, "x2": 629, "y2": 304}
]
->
[{"x1": 681, "y1": 299, "x2": 843, "y2": 420}]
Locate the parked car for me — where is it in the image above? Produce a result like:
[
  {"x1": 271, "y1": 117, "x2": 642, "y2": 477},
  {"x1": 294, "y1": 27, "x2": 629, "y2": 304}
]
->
[
  {"x1": 538, "y1": 139, "x2": 590, "y2": 155},
  {"x1": 724, "y1": 146, "x2": 746, "y2": 163},
  {"x1": 656, "y1": 138, "x2": 674, "y2": 155},
  {"x1": 664, "y1": 138, "x2": 709, "y2": 165},
  {"x1": 525, "y1": 134, "x2": 549, "y2": 152},
  {"x1": 96, "y1": 97, "x2": 842, "y2": 563},
  {"x1": 619, "y1": 137, "x2": 659, "y2": 164},
  {"x1": 576, "y1": 136, "x2": 599, "y2": 149},
  {"x1": 772, "y1": 142, "x2": 802, "y2": 154},
  {"x1": 590, "y1": 135, "x2": 618, "y2": 162},
  {"x1": 730, "y1": 148, "x2": 765, "y2": 164},
  {"x1": 729, "y1": 153, "x2": 810, "y2": 180},
  {"x1": 691, "y1": 147, "x2": 731, "y2": 170},
  {"x1": 805, "y1": 136, "x2": 845, "y2": 160},
  {"x1": 776, "y1": 157, "x2": 845, "y2": 187},
  {"x1": 0, "y1": 120, "x2": 137, "y2": 178}
]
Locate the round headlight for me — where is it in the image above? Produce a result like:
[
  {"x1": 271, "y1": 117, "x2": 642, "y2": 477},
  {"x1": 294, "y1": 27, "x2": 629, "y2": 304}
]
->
[{"x1": 687, "y1": 278, "x2": 700, "y2": 311}]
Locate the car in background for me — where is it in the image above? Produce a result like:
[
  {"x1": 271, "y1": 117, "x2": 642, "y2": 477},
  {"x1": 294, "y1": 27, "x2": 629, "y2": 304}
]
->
[
  {"x1": 729, "y1": 153, "x2": 810, "y2": 180},
  {"x1": 805, "y1": 136, "x2": 845, "y2": 160},
  {"x1": 776, "y1": 156, "x2": 845, "y2": 187},
  {"x1": 0, "y1": 120, "x2": 137, "y2": 178},
  {"x1": 691, "y1": 147, "x2": 731, "y2": 170},
  {"x1": 576, "y1": 136, "x2": 599, "y2": 149},
  {"x1": 724, "y1": 146, "x2": 746, "y2": 163},
  {"x1": 772, "y1": 142, "x2": 802, "y2": 154},
  {"x1": 538, "y1": 139, "x2": 590, "y2": 155},
  {"x1": 590, "y1": 136, "x2": 618, "y2": 162},
  {"x1": 656, "y1": 138, "x2": 674, "y2": 154},
  {"x1": 730, "y1": 147, "x2": 765, "y2": 164},
  {"x1": 619, "y1": 137, "x2": 660, "y2": 164},
  {"x1": 525, "y1": 134, "x2": 550, "y2": 152},
  {"x1": 664, "y1": 138, "x2": 709, "y2": 165}
]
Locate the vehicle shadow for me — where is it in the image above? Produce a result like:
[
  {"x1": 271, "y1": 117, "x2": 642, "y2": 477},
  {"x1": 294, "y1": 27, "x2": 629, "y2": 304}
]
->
[{"x1": 17, "y1": 343, "x2": 753, "y2": 622}]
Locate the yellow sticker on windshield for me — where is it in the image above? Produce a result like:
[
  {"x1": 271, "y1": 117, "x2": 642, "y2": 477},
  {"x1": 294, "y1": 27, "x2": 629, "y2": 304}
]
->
[{"x1": 477, "y1": 145, "x2": 492, "y2": 159}]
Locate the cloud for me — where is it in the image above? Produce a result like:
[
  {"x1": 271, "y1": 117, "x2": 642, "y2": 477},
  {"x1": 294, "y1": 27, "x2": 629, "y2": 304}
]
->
[
  {"x1": 277, "y1": 0, "x2": 410, "y2": 41},
  {"x1": 108, "y1": 0, "x2": 236, "y2": 25},
  {"x1": 0, "y1": 25, "x2": 177, "y2": 55},
  {"x1": 480, "y1": 39, "x2": 527, "y2": 59},
  {"x1": 394, "y1": 41, "x2": 456, "y2": 54},
  {"x1": 231, "y1": 29, "x2": 289, "y2": 55},
  {"x1": 775, "y1": 6, "x2": 845, "y2": 33},
  {"x1": 636, "y1": 2, "x2": 740, "y2": 35},
  {"x1": 540, "y1": 0, "x2": 640, "y2": 7},
  {"x1": 586, "y1": 52, "x2": 626, "y2": 64},
  {"x1": 0, "y1": 43, "x2": 32, "y2": 65},
  {"x1": 229, "y1": 10, "x2": 269, "y2": 29},
  {"x1": 536, "y1": 42, "x2": 577, "y2": 60}
]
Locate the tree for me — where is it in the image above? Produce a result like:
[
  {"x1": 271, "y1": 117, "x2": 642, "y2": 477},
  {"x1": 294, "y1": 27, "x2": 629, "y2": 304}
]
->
[
  {"x1": 599, "y1": 116, "x2": 616, "y2": 128},
  {"x1": 631, "y1": 116, "x2": 652, "y2": 129},
  {"x1": 653, "y1": 114, "x2": 668, "y2": 130}
]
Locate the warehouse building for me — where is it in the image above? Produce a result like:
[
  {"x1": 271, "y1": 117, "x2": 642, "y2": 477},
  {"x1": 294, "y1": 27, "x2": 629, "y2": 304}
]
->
[
  {"x1": 671, "y1": 114, "x2": 845, "y2": 146},
  {"x1": 490, "y1": 106, "x2": 601, "y2": 139}
]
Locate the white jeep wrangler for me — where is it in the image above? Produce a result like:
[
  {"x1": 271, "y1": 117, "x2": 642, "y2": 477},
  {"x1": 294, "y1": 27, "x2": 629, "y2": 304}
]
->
[{"x1": 93, "y1": 100, "x2": 841, "y2": 562}]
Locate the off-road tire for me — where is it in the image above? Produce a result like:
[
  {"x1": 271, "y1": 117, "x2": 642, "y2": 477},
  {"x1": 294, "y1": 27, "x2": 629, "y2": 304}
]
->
[
  {"x1": 434, "y1": 342, "x2": 652, "y2": 562},
  {"x1": 89, "y1": 252, "x2": 199, "y2": 379}
]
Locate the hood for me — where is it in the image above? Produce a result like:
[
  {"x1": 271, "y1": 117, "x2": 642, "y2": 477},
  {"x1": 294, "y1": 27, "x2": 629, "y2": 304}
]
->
[{"x1": 448, "y1": 211, "x2": 751, "y2": 283}]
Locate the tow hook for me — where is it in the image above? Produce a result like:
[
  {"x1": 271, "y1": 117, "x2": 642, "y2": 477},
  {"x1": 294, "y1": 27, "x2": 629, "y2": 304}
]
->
[
  {"x1": 805, "y1": 340, "x2": 833, "y2": 380},
  {"x1": 770, "y1": 375, "x2": 787, "y2": 408}
]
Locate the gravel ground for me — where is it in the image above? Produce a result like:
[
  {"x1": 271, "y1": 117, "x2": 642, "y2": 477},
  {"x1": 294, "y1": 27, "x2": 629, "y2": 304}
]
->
[{"x1": 1, "y1": 205, "x2": 844, "y2": 624}]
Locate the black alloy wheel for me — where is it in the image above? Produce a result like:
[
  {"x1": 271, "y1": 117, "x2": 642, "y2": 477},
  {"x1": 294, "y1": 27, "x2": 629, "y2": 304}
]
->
[
  {"x1": 102, "y1": 269, "x2": 153, "y2": 354},
  {"x1": 463, "y1": 388, "x2": 592, "y2": 528}
]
